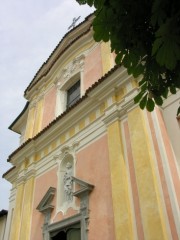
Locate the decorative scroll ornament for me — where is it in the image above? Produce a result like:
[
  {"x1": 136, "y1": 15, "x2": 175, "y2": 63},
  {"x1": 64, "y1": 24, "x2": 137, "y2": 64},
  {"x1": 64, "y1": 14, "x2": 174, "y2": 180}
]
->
[{"x1": 62, "y1": 55, "x2": 85, "y2": 82}]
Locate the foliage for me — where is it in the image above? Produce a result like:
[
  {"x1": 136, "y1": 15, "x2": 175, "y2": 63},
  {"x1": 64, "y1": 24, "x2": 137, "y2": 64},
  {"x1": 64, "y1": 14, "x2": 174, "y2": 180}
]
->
[{"x1": 76, "y1": 0, "x2": 180, "y2": 115}]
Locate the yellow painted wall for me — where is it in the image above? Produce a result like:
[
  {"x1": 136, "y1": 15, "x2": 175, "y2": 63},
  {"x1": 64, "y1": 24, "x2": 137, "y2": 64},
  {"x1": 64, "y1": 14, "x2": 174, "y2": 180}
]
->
[
  {"x1": 24, "y1": 98, "x2": 44, "y2": 141},
  {"x1": 128, "y1": 108, "x2": 168, "y2": 240},
  {"x1": 107, "y1": 120, "x2": 134, "y2": 240},
  {"x1": 33, "y1": 99, "x2": 44, "y2": 136},
  {"x1": 101, "y1": 42, "x2": 112, "y2": 75},
  {"x1": 9, "y1": 184, "x2": 24, "y2": 240},
  {"x1": 25, "y1": 107, "x2": 35, "y2": 140},
  {"x1": 19, "y1": 177, "x2": 34, "y2": 240}
]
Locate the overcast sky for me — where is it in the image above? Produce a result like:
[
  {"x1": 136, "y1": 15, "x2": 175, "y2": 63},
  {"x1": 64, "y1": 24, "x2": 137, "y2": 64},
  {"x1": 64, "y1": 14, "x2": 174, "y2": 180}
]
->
[{"x1": 0, "y1": 0, "x2": 93, "y2": 210}]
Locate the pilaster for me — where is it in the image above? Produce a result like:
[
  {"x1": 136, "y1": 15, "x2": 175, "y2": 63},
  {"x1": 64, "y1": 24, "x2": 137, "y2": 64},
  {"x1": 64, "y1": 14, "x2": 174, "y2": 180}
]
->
[
  {"x1": 106, "y1": 116, "x2": 134, "y2": 240},
  {"x1": 127, "y1": 108, "x2": 169, "y2": 239}
]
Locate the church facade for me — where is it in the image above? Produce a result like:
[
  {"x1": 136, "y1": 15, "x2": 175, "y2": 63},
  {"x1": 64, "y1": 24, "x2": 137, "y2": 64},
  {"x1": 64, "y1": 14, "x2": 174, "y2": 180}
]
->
[{"x1": 3, "y1": 14, "x2": 180, "y2": 240}]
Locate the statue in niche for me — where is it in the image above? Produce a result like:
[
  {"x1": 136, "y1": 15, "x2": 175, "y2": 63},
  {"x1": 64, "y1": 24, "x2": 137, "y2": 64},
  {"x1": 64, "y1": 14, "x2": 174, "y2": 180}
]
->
[{"x1": 63, "y1": 162, "x2": 73, "y2": 202}]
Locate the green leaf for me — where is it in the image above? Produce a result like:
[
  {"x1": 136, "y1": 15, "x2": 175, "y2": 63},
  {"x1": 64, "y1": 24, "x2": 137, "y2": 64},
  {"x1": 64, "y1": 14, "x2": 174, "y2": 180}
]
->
[
  {"x1": 87, "y1": 0, "x2": 94, "y2": 6},
  {"x1": 139, "y1": 78, "x2": 146, "y2": 86},
  {"x1": 122, "y1": 54, "x2": 131, "y2": 68},
  {"x1": 155, "y1": 36, "x2": 180, "y2": 70},
  {"x1": 146, "y1": 98, "x2": 155, "y2": 112},
  {"x1": 162, "y1": 88, "x2": 168, "y2": 99},
  {"x1": 154, "y1": 96, "x2": 163, "y2": 106},
  {"x1": 151, "y1": 0, "x2": 166, "y2": 26},
  {"x1": 170, "y1": 86, "x2": 176, "y2": 94},
  {"x1": 141, "y1": 82, "x2": 148, "y2": 92},
  {"x1": 129, "y1": 52, "x2": 139, "y2": 67},
  {"x1": 93, "y1": 9, "x2": 111, "y2": 42},
  {"x1": 94, "y1": 0, "x2": 104, "y2": 8},
  {"x1": 93, "y1": 30, "x2": 109, "y2": 42},
  {"x1": 139, "y1": 94, "x2": 148, "y2": 109},
  {"x1": 155, "y1": 21, "x2": 169, "y2": 37},
  {"x1": 133, "y1": 64, "x2": 144, "y2": 78},
  {"x1": 151, "y1": 9, "x2": 166, "y2": 27},
  {"x1": 134, "y1": 91, "x2": 144, "y2": 104},
  {"x1": 93, "y1": 18, "x2": 109, "y2": 41},
  {"x1": 115, "y1": 52, "x2": 124, "y2": 64},
  {"x1": 152, "y1": 38, "x2": 163, "y2": 56},
  {"x1": 156, "y1": 39, "x2": 177, "y2": 70},
  {"x1": 76, "y1": 0, "x2": 89, "y2": 5}
]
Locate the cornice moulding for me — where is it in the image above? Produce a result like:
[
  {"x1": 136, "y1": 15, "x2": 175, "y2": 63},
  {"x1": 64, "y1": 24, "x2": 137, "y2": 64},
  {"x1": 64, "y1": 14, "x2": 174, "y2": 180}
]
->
[
  {"x1": 87, "y1": 67, "x2": 130, "y2": 101},
  {"x1": 35, "y1": 120, "x2": 106, "y2": 178},
  {"x1": 48, "y1": 213, "x2": 82, "y2": 233},
  {"x1": 9, "y1": 140, "x2": 36, "y2": 165},
  {"x1": 120, "y1": 88, "x2": 139, "y2": 113},
  {"x1": 102, "y1": 87, "x2": 139, "y2": 126},
  {"x1": 102, "y1": 105, "x2": 120, "y2": 126},
  {"x1": 8, "y1": 67, "x2": 136, "y2": 167},
  {"x1": 3, "y1": 166, "x2": 19, "y2": 183}
]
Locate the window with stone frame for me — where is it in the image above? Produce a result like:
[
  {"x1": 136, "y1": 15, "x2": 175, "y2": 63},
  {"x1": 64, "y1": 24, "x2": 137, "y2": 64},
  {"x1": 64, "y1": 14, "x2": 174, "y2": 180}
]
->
[
  {"x1": 37, "y1": 177, "x2": 94, "y2": 240},
  {"x1": 66, "y1": 80, "x2": 80, "y2": 109},
  {"x1": 55, "y1": 55, "x2": 85, "y2": 117}
]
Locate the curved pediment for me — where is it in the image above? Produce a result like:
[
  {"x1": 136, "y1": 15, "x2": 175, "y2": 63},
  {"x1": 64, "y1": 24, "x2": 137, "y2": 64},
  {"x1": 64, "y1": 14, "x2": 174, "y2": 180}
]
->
[{"x1": 24, "y1": 14, "x2": 94, "y2": 99}]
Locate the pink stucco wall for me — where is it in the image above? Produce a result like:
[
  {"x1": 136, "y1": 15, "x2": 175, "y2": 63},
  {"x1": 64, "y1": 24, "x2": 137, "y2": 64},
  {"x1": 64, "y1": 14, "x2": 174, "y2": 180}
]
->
[
  {"x1": 83, "y1": 44, "x2": 103, "y2": 92},
  {"x1": 30, "y1": 167, "x2": 58, "y2": 240},
  {"x1": 42, "y1": 86, "x2": 56, "y2": 129},
  {"x1": 76, "y1": 135, "x2": 115, "y2": 240},
  {"x1": 30, "y1": 135, "x2": 115, "y2": 240}
]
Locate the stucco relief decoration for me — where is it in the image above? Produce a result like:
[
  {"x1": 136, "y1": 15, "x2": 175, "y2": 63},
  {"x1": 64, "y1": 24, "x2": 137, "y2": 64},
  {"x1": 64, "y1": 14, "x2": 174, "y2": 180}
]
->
[
  {"x1": 55, "y1": 142, "x2": 79, "y2": 213},
  {"x1": 63, "y1": 54, "x2": 85, "y2": 82},
  {"x1": 63, "y1": 162, "x2": 73, "y2": 202}
]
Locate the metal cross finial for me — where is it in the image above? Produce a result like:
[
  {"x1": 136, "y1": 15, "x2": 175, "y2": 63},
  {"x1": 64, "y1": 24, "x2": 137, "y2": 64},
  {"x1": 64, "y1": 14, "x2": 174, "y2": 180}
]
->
[{"x1": 68, "y1": 16, "x2": 81, "y2": 30}]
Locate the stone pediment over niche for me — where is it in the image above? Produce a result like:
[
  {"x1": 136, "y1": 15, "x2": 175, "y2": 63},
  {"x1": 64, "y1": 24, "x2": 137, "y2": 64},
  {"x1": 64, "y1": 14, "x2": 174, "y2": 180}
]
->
[
  {"x1": 73, "y1": 177, "x2": 94, "y2": 216},
  {"x1": 73, "y1": 177, "x2": 94, "y2": 197},
  {"x1": 36, "y1": 187, "x2": 56, "y2": 213}
]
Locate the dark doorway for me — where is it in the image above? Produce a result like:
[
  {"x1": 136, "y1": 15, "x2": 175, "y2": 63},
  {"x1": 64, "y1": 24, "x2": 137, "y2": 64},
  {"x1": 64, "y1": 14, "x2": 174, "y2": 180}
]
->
[
  {"x1": 52, "y1": 230, "x2": 66, "y2": 240},
  {"x1": 51, "y1": 228, "x2": 80, "y2": 240}
]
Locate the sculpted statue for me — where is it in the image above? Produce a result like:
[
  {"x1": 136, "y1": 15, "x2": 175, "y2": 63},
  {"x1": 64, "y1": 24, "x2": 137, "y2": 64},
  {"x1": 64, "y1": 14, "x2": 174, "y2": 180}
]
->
[{"x1": 63, "y1": 162, "x2": 73, "y2": 202}]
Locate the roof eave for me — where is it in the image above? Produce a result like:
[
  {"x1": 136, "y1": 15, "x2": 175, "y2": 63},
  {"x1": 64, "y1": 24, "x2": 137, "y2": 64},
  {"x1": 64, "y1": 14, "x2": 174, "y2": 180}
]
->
[{"x1": 8, "y1": 101, "x2": 29, "y2": 134}]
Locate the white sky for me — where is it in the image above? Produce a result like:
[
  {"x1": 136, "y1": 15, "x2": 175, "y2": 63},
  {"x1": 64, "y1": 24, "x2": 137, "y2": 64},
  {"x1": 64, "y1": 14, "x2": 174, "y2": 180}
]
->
[{"x1": 0, "y1": 0, "x2": 93, "y2": 210}]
